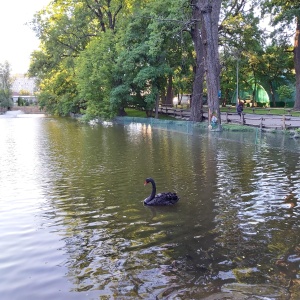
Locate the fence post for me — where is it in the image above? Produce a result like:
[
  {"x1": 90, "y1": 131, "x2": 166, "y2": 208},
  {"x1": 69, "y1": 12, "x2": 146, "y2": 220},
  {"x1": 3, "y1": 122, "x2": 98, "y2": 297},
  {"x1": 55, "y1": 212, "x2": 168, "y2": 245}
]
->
[
  {"x1": 260, "y1": 117, "x2": 263, "y2": 130},
  {"x1": 241, "y1": 113, "x2": 245, "y2": 125},
  {"x1": 282, "y1": 115, "x2": 286, "y2": 130}
]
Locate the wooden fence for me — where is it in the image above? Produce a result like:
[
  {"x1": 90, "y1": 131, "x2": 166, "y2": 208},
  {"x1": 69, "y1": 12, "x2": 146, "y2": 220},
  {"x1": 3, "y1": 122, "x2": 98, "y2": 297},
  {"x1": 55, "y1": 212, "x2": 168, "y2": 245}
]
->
[{"x1": 157, "y1": 106, "x2": 300, "y2": 129}]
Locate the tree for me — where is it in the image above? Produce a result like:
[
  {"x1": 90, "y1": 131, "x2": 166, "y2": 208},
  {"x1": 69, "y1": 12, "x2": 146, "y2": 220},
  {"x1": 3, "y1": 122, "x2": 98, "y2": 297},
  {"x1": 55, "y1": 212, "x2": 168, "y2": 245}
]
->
[
  {"x1": 219, "y1": 0, "x2": 263, "y2": 106},
  {"x1": 247, "y1": 45, "x2": 294, "y2": 107},
  {"x1": 75, "y1": 31, "x2": 116, "y2": 118},
  {"x1": 19, "y1": 89, "x2": 31, "y2": 96},
  {"x1": 198, "y1": 0, "x2": 222, "y2": 129},
  {"x1": 111, "y1": 0, "x2": 188, "y2": 118},
  {"x1": 262, "y1": 0, "x2": 300, "y2": 109},
  {"x1": 276, "y1": 84, "x2": 294, "y2": 107},
  {"x1": 37, "y1": 62, "x2": 80, "y2": 115},
  {"x1": 188, "y1": 0, "x2": 259, "y2": 122},
  {"x1": 0, "y1": 61, "x2": 13, "y2": 108},
  {"x1": 111, "y1": 14, "x2": 170, "y2": 117},
  {"x1": 189, "y1": 0, "x2": 205, "y2": 122},
  {"x1": 29, "y1": 0, "x2": 130, "y2": 117},
  {"x1": 29, "y1": 1, "x2": 93, "y2": 114}
]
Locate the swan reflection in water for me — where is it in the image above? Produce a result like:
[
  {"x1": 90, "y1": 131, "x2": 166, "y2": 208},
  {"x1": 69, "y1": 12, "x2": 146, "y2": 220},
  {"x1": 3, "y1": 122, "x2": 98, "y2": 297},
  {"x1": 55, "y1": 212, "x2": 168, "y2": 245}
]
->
[
  {"x1": 143, "y1": 178, "x2": 179, "y2": 206},
  {"x1": 283, "y1": 193, "x2": 298, "y2": 209}
]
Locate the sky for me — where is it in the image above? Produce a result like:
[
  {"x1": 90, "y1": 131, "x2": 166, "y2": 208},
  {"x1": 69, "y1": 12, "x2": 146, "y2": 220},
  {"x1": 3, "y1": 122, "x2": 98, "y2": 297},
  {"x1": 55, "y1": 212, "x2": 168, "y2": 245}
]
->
[{"x1": 0, "y1": 0, "x2": 50, "y2": 75}]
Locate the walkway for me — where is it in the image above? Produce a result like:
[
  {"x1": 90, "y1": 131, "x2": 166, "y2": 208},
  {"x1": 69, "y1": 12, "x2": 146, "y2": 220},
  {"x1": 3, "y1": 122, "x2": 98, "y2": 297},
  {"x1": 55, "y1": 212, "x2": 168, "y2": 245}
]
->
[
  {"x1": 158, "y1": 106, "x2": 300, "y2": 130},
  {"x1": 10, "y1": 106, "x2": 44, "y2": 114}
]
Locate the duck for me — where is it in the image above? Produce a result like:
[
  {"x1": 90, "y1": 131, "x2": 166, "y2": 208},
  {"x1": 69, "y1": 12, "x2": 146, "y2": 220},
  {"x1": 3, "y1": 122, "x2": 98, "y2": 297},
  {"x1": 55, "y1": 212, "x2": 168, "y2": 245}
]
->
[{"x1": 143, "y1": 177, "x2": 179, "y2": 206}]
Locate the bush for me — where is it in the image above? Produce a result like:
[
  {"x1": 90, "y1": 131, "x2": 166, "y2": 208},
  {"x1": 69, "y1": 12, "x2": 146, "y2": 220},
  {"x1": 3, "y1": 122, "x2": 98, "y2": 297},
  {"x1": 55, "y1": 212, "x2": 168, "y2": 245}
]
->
[{"x1": 269, "y1": 101, "x2": 294, "y2": 108}]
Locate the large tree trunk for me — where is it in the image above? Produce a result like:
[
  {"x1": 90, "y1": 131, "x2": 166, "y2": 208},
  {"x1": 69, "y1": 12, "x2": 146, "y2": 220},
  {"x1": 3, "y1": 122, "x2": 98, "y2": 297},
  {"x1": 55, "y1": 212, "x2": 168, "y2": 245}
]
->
[
  {"x1": 189, "y1": 0, "x2": 205, "y2": 122},
  {"x1": 293, "y1": 17, "x2": 300, "y2": 110},
  {"x1": 155, "y1": 93, "x2": 159, "y2": 119},
  {"x1": 165, "y1": 75, "x2": 173, "y2": 106},
  {"x1": 269, "y1": 81, "x2": 276, "y2": 107},
  {"x1": 199, "y1": 0, "x2": 222, "y2": 130}
]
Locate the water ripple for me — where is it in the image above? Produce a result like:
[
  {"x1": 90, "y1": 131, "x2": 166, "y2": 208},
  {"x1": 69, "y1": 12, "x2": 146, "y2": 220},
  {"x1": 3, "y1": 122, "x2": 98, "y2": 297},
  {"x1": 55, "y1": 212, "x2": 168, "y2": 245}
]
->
[{"x1": 1, "y1": 117, "x2": 300, "y2": 299}]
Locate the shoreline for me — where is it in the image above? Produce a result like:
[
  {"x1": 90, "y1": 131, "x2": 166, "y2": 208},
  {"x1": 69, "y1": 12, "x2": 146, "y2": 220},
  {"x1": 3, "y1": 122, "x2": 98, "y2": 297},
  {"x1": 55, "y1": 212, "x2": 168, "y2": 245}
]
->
[{"x1": 71, "y1": 114, "x2": 300, "y2": 137}]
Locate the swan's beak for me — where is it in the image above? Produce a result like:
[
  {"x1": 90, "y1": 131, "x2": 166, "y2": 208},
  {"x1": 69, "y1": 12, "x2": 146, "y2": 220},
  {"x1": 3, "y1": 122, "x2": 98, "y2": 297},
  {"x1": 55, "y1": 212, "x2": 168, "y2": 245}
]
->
[{"x1": 144, "y1": 181, "x2": 148, "y2": 186}]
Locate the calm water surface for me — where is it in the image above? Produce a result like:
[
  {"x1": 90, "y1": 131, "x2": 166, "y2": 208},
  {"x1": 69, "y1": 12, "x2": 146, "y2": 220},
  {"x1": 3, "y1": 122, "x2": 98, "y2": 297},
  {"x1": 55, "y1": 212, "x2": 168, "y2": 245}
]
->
[{"x1": 0, "y1": 112, "x2": 300, "y2": 299}]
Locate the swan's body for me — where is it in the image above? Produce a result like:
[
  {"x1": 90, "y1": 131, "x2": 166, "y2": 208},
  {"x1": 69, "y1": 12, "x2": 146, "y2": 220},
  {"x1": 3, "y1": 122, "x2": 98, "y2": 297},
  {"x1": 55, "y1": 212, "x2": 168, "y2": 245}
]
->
[{"x1": 143, "y1": 177, "x2": 179, "y2": 206}]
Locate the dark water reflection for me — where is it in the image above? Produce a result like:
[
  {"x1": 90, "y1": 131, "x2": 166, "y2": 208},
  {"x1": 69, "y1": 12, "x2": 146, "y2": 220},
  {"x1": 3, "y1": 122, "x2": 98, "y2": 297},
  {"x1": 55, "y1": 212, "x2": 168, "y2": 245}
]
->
[{"x1": 0, "y1": 114, "x2": 299, "y2": 299}]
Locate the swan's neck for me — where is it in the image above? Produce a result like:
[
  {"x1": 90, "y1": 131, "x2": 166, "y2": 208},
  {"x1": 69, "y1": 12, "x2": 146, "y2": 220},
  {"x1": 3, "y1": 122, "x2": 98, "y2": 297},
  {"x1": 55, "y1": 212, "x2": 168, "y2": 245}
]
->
[
  {"x1": 145, "y1": 180, "x2": 156, "y2": 204},
  {"x1": 150, "y1": 180, "x2": 156, "y2": 199}
]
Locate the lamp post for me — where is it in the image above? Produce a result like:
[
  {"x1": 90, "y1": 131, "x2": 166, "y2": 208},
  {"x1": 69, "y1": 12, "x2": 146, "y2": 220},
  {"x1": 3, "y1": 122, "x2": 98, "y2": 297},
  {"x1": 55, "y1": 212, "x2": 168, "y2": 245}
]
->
[
  {"x1": 234, "y1": 48, "x2": 241, "y2": 107},
  {"x1": 236, "y1": 58, "x2": 239, "y2": 106}
]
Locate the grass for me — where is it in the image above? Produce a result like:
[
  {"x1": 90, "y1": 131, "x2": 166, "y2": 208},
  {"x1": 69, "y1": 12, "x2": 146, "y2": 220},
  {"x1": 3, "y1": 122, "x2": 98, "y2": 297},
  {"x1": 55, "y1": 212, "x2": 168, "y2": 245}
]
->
[
  {"x1": 126, "y1": 106, "x2": 300, "y2": 119},
  {"x1": 123, "y1": 107, "x2": 300, "y2": 132},
  {"x1": 221, "y1": 106, "x2": 300, "y2": 117},
  {"x1": 125, "y1": 108, "x2": 177, "y2": 120}
]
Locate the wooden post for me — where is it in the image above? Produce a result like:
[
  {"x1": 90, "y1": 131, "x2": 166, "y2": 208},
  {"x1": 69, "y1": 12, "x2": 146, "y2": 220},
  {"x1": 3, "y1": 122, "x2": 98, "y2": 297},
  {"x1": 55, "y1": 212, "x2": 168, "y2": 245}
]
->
[
  {"x1": 241, "y1": 113, "x2": 245, "y2": 125},
  {"x1": 282, "y1": 115, "x2": 286, "y2": 130},
  {"x1": 208, "y1": 108, "x2": 212, "y2": 129}
]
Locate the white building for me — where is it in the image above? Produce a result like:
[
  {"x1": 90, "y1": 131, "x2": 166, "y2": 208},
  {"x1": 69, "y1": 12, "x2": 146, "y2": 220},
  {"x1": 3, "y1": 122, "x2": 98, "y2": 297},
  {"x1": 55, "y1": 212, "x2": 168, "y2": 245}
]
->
[
  {"x1": 11, "y1": 74, "x2": 37, "y2": 105},
  {"x1": 11, "y1": 74, "x2": 36, "y2": 95}
]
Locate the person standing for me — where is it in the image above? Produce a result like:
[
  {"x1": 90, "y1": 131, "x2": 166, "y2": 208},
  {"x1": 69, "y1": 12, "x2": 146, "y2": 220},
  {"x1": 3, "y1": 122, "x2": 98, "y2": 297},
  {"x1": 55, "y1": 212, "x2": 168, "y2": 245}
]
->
[{"x1": 237, "y1": 101, "x2": 244, "y2": 116}]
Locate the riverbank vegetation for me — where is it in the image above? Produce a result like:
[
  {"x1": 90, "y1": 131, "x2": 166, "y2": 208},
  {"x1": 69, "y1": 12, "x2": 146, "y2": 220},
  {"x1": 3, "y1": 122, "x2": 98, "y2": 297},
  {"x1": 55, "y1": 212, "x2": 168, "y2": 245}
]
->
[
  {"x1": 0, "y1": 61, "x2": 13, "y2": 108},
  {"x1": 28, "y1": 0, "x2": 300, "y2": 124},
  {"x1": 126, "y1": 106, "x2": 300, "y2": 119}
]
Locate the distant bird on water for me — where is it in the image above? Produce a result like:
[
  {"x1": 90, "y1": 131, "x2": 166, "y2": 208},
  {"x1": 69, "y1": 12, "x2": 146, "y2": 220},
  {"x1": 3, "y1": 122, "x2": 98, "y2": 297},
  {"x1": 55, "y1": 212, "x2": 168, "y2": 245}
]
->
[{"x1": 143, "y1": 177, "x2": 179, "y2": 206}]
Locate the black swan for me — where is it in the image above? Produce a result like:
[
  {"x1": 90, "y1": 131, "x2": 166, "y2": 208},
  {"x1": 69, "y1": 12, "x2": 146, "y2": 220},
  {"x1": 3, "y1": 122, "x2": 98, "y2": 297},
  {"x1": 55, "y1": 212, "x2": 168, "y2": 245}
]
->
[{"x1": 143, "y1": 177, "x2": 179, "y2": 206}]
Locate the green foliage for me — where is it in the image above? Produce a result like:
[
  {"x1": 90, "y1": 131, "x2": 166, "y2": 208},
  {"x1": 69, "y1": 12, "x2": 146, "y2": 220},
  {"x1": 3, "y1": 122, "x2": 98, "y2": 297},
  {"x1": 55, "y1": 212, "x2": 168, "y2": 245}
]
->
[
  {"x1": 276, "y1": 85, "x2": 294, "y2": 107},
  {"x1": 17, "y1": 97, "x2": 23, "y2": 106},
  {"x1": 0, "y1": 61, "x2": 13, "y2": 107},
  {"x1": 19, "y1": 89, "x2": 31, "y2": 96},
  {"x1": 111, "y1": 0, "x2": 189, "y2": 112},
  {"x1": 220, "y1": 13, "x2": 294, "y2": 106},
  {"x1": 124, "y1": 107, "x2": 178, "y2": 119},
  {"x1": 28, "y1": 0, "x2": 299, "y2": 118},
  {"x1": 75, "y1": 31, "x2": 116, "y2": 118},
  {"x1": 219, "y1": 1, "x2": 266, "y2": 104},
  {"x1": 38, "y1": 65, "x2": 80, "y2": 116},
  {"x1": 262, "y1": 0, "x2": 300, "y2": 27}
]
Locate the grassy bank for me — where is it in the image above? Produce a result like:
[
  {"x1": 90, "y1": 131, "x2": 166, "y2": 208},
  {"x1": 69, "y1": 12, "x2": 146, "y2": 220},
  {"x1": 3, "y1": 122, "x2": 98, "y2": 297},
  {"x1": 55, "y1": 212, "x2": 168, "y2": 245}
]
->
[
  {"x1": 221, "y1": 106, "x2": 300, "y2": 117},
  {"x1": 123, "y1": 107, "x2": 300, "y2": 133},
  {"x1": 125, "y1": 108, "x2": 176, "y2": 119},
  {"x1": 126, "y1": 106, "x2": 300, "y2": 118}
]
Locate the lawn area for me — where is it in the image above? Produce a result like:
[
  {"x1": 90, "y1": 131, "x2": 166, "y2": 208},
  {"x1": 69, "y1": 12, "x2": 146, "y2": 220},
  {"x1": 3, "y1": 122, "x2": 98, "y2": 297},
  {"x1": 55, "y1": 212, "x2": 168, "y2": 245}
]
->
[
  {"x1": 220, "y1": 106, "x2": 300, "y2": 117},
  {"x1": 125, "y1": 108, "x2": 177, "y2": 120},
  {"x1": 125, "y1": 106, "x2": 300, "y2": 119}
]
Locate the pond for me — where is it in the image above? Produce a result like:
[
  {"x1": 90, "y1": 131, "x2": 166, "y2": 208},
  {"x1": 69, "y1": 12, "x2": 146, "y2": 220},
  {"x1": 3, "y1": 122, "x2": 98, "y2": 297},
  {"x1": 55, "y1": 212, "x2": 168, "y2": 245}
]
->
[{"x1": 0, "y1": 112, "x2": 299, "y2": 299}]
